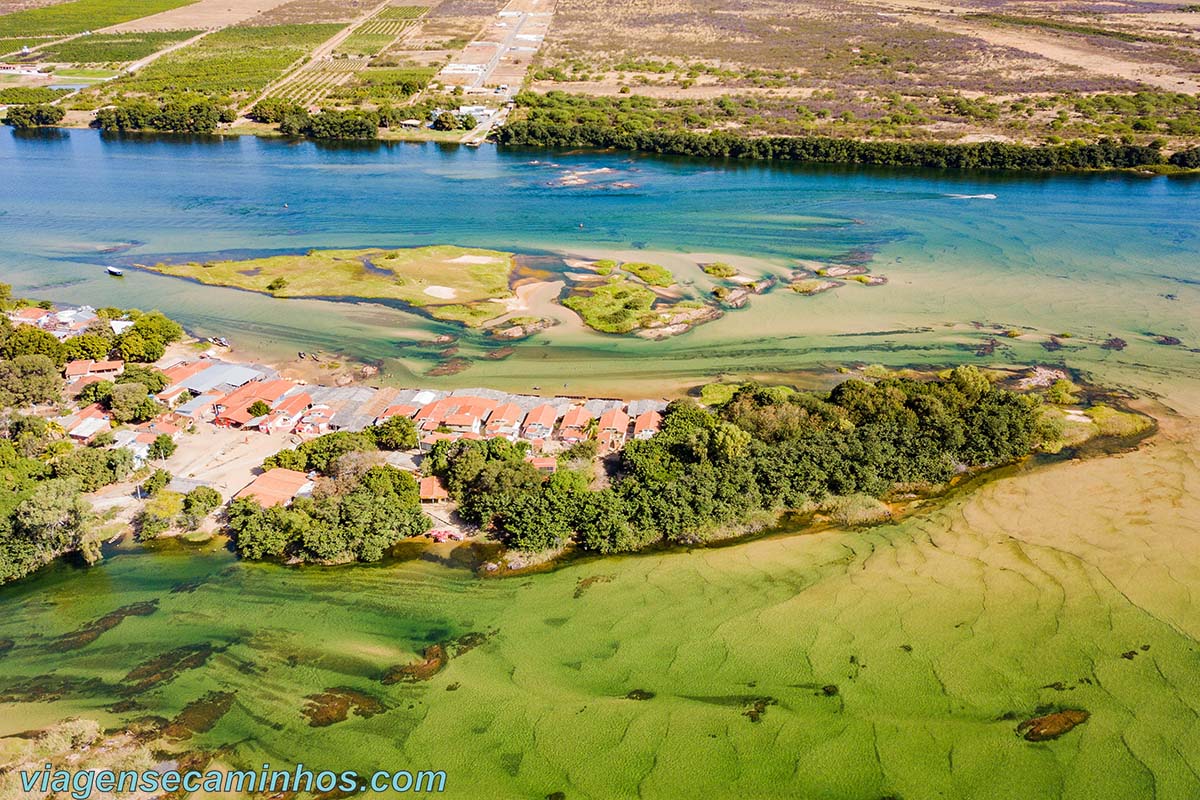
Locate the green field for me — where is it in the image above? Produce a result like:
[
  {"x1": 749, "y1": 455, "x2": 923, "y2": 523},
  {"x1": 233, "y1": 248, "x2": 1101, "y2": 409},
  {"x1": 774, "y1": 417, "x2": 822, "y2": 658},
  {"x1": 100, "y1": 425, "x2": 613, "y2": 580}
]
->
[
  {"x1": 33, "y1": 30, "x2": 200, "y2": 63},
  {"x1": 621, "y1": 260, "x2": 675, "y2": 287},
  {"x1": 0, "y1": 86, "x2": 69, "y2": 104},
  {"x1": 143, "y1": 245, "x2": 516, "y2": 326},
  {"x1": 106, "y1": 24, "x2": 342, "y2": 99},
  {"x1": 333, "y1": 31, "x2": 398, "y2": 57},
  {"x1": 0, "y1": 0, "x2": 196, "y2": 39},
  {"x1": 563, "y1": 277, "x2": 657, "y2": 333}
]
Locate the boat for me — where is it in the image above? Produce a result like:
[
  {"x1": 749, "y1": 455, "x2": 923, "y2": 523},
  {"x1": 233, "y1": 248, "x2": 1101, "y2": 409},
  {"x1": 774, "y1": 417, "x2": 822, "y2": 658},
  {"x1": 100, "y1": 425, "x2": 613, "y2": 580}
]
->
[{"x1": 106, "y1": 267, "x2": 124, "y2": 277}]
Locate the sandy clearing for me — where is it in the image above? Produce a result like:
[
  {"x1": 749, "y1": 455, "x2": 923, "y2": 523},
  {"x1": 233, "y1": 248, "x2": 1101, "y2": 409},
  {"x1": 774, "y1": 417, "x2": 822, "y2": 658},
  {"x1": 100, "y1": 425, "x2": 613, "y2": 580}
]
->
[
  {"x1": 448, "y1": 255, "x2": 500, "y2": 264},
  {"x1": 104, "y1": 0, "x2": 297, "y2": 32},
  {"x1": 424, "y1": 285, "x2": 458, "y2": 299},
  {"x1": 847, "y1": 0, "x2": 1200, "y2": 92}
]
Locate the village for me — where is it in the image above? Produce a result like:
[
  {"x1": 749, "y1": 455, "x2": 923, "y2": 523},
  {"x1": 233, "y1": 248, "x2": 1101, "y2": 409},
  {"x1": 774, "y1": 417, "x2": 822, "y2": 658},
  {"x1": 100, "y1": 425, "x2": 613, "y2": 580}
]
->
[{"x1": 9, "y1": 302, "x2": 667, "y2": 541}]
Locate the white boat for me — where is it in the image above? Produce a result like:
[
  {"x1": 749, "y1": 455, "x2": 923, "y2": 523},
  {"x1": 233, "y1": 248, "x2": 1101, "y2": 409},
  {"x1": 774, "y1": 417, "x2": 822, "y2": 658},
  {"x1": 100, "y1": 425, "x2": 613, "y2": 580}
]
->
[{"x1": 106, "y1": 267, "x2": 124, "y2": 277}]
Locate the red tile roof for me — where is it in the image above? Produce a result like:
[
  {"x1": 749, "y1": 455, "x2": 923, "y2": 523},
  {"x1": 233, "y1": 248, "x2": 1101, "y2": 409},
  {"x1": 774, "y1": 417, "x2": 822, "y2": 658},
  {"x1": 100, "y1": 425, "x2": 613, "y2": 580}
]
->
[
  {"x1": 419, "y1": 475, "x2": 450, "y2": 500},
  {"x1": 560, "y1": 406, "x2": 593, "y2": 429},
  {"x1": 598, "y1": 408, "x2": 629, "y2": 432},
  {"x1": 235, "y1": 468, "x2": 311, "y2": 507},
  {"x1": 634, "y1": 410, "x2": 662, "y2": 437},
  {"x1": 522, "y1": 403, "x2": 559, "y2": 430},
  {"x1": 486, "y1": 402, "x2": 524, "y2": 427}
]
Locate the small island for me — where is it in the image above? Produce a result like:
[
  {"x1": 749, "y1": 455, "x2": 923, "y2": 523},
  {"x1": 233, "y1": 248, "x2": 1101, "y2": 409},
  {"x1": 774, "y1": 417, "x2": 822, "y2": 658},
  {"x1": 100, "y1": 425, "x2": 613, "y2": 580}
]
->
[{"x1": 141, "y1": 245, "x2": 518, "y2": 327}]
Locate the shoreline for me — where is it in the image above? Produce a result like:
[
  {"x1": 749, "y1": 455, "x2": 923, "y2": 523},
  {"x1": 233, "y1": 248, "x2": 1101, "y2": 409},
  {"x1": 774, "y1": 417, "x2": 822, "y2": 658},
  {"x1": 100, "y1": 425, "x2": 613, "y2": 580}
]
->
[{"x1": 7, "y1": 124, "x2": 1200, "y2": 176}]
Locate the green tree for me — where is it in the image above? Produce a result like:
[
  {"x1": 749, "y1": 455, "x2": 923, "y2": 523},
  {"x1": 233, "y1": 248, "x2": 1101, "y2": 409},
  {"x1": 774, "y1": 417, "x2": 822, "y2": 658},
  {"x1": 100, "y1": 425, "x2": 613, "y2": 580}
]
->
[
  {"x1": 117, "y1": 364, "x2": 169, "y2": 393},
  {"x1": 0, "y1": 355, "x2": 62, "y2": 408},
  {"x1": 62, "y1": 333, "x2": 112, "y2": 362},
  {"x1": 372, "y1": 414, "x2": 417, "y2": 450},
  {"x1": 181, "y1": 485, "x2": 221, "y2": 528},
  {"x1": 247, "y1": 399, "x2": 272, "y2": 418},
  {"x1": 108, "y1": 383, "x2": 160, "y2": 424},
  {"x1": 2, "y1": 325, "x2": 66, "y2": 366},
  {"x1": 147, "y1": 434, "x2": 177, "y2": 460},
  {"x1": 136, "y1": 490, "x2": 183, "y2": 540},
  {"x1": 141, "y1": 468, "x2": 171, "y2": 497}
]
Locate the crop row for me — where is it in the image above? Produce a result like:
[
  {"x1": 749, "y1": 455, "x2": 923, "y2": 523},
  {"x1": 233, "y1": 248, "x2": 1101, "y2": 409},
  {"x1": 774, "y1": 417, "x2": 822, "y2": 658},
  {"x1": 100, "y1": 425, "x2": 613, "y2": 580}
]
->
[
  {"x1": 269, "y1": 58, "x2": 367, "y2": 105},
  {"x1": 0, "y1": 0, "x2": 195, "y2": 40},
  {"x1": 105, "y1": 24, "x2": 343, "y2": 99},
  {"x1": 33, "y1": 30, "x2": 200, "y2": 63}
]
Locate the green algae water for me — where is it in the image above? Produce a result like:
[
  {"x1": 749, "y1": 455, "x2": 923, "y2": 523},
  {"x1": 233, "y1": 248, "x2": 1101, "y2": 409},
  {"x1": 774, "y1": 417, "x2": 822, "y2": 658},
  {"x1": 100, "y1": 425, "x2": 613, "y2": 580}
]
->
[{"x1": 2, "y1": 130, "x2": 1200, "y2": 799}]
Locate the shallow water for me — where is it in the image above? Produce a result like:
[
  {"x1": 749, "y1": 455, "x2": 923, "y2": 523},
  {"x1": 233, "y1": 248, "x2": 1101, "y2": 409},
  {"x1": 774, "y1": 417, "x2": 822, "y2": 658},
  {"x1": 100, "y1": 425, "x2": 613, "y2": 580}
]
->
[{"x1": 1, "y1": 130, "x2": 1199, "y2": 798}]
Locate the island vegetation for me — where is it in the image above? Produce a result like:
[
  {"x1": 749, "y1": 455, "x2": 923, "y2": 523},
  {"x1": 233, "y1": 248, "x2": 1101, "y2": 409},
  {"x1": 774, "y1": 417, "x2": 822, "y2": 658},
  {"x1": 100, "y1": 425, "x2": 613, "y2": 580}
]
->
[{"x1": 142, "y1": 245, "x2": 517, "y2": 327}]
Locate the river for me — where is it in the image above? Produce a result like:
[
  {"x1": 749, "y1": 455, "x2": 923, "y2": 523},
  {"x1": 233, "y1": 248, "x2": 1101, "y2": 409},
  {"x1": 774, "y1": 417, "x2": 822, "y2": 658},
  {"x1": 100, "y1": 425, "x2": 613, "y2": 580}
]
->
[{"x1": 1, "y1": 129, "x2": 1198, "y2": 799}]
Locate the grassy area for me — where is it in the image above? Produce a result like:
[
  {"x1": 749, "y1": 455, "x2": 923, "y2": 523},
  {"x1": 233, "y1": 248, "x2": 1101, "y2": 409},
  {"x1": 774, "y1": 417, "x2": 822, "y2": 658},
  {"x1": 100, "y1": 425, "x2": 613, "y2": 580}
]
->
[
  {"x1": 1086, "y1": 404, "x2": 1153, "y2": 437},
  {"x1": 621, "y1": 261, "x2": 674, "y2": 287},
  {"x1": 562, "y1": 277, "x2": 657, "y2": 334},
  {"x1": 33, "y1": 30, "x2": 200, "y2": 63},
  {"x1": 0, "y1": 0, "x2": 196, "y2": 39},
  {"x1": 701, "y1": 262, "x2": 737, "y2": 278},
  {"x1": 143, "y1": 245, "x2": 516, "y2": 327},
  {"x1": 330, "y1": 66, "x2": 435, "y2": 104},
  {"x1": 105, "y1": 24, "x2": 342, "y2": 100},
  {"x1": 333, "y1": 31, "x2": 396, "y2": 57}
]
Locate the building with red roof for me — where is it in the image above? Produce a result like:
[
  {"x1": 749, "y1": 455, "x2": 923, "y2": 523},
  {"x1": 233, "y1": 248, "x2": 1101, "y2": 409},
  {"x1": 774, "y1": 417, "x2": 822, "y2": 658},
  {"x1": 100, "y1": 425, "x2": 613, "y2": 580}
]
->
[
  {"x1": 234, "y1": 468, "x2": 313, "y2": 507},
  {"x1": 633, "y1": 410, "x2": 662, "y2": 440},
  {"x1": 420, "y1": 476, "x2": 450, "y2": 503},
  {"x1": 485, "y1": 402, "x2": 525, "y2": 439},
  {"x1": 522, "y1": 403, "x2": 559, "y2": 440},
  {"x1": 558, "y1": 406, "x2": 593, "y2": 443}
]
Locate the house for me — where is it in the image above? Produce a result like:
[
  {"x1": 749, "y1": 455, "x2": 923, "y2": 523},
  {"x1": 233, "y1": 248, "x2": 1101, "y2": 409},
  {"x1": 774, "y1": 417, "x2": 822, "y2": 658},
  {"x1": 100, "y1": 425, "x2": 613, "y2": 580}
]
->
[
  {"x1": 485, "y1": 402, "x2": 525, "y2": 440},
  {"x1": 9, "y1": 307, "x2": 52, "y2": 328},
  {"x1": 375, "y1": 403, "x2": 419, "y2": 424},
  {"x1": 171, "y1": 391, "x2": 223, "y2": 423},
  {"x1": 64, "y1": 359, "x2": 124, "y2": 380},
  {"x1": 295, "y1": 404, "x2": 335, "y2": 435},
  {"x1": 255, "y1": 391, "x2": 312, "y2": 434},
  {"x1": 596, "y1": 407, "x2": 630, "y2": 453},
  {"x1": 234, "y1": 468, "x2": 313, "y2": 507},
  {"x1": 521, "y1": 403, "x2": 559, "y2": 441},
  {"x1": 633, "y1": 410, "x2": 662, "y2": 440},
  {"x1": 419, "y1": 476, "x2": 450, "y2": 503},
  {"x1": 420, "y1": 432, "x2": 457, "y2": 452},
  {"x1": 62, "y1": 404, "x2": 110, "y2": 443},
  {"x1": 558, "y1": 406, "x2": 593, "y2": 444},
  {"x1": 525, "y1": 455, "x2": 558, "y2": 475},
  {"x1": 213, "y1": 379, "x2": 297, "y2": 427}
]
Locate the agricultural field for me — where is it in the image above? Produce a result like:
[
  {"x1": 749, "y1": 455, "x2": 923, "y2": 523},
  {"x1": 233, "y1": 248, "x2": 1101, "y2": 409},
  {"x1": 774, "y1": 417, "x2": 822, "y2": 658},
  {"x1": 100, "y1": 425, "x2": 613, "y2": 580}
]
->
[
  {"x1": 26, "y1": 29, "x2": 198, "y2": 62},
  {"x1": 99, "y1": 23, "x2": 342, "y2": 100},
  {"x1": 268, "y1": 56, "x2": 368, "y2": 106},
  {"x1": 242, "y1": 0, "x2": 362, "y2": 26},
  {"x1": 0, "y1": 84, "x2": 67, "y2": 102},
  {"x1": 333, "y1": 5, "x2": 427, "y2": 56},
  {"x1": 526, "y1": 0, "x2": 1200, "y2": 145},
  {"x1": 0, "y1": 0, "x2": 196, "y2": 39}
]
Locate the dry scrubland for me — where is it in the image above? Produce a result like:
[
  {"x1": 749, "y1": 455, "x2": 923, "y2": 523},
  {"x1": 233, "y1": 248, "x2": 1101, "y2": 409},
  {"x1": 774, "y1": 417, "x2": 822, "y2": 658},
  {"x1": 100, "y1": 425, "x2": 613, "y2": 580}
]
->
[{"x1": 528, "y1": 0, "x2": 1200, "y2": 145}]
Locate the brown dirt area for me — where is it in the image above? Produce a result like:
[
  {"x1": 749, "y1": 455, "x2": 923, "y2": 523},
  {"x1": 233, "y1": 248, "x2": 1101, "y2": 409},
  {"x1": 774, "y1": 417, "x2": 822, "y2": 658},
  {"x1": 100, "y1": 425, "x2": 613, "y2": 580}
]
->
[{"x1": 104, "y1": 0, "x2": 300, "y2": 32}]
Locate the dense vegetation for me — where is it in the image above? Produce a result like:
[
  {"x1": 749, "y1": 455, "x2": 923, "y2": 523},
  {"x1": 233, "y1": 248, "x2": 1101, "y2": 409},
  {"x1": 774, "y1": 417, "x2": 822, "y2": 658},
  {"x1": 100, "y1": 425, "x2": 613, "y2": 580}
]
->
[
  {"x1": 495, "y1": 91, "x2": 1200, "y2": 171},
  {"x1": 105, "y1": 24, "x2": 342, "y2": 100},
  {"x1": 3, "y1": 104, "x2": 65, "y2": 129},
  {"x1": 497, "y1": 119, "x2": 1172, "y2": 172},
  {"x1": 0, "y1": 0, "x2": 195, "y2": 39},
  {"x1": 563, "y1": 279, "x2": 657, "y2": 334},
  {"x1": 0, "y1": 414, "x2": 134, "y2": 584},
  {"x1": 228, "y1": 461, "x2": 428, "y2": 563},
  {"x1": 94, "y1": 97, "x2": 234, "y2": 133},
  {"x1": 0, "y1": 87, "x2": 68, "y2": 105},
  {"x1": 33, "y1": 30, "x2": 200, "y2": 63},
  {"x1": 427, "y1": 367, "x2": 1048, "y2": 554}
]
